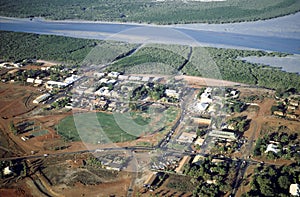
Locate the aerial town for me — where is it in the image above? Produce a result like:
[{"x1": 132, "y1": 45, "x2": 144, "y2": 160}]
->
[
  {"x1": 0, "y1": 0, "x2": 300, "y2": 196},
  {"x1": 0, "y1": 57, "x2": 299, "y2": 196}
]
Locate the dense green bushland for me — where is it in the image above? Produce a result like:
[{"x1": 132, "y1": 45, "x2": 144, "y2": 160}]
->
[
  {"x1": 110, "y1": 45, "x2": 189, "y2": 74},
  {"x1": 0, "y1": 0, "x2": 299, "y2": 24},
  {"x1": 0, "y1": 31, "x2": 136, "y2": 64},
  {"x1": 208, "y1": 48, "x2": 300, "y2": 92},
  {"x1": 0, "y1": 31, "x2": 97, "y2": 63}
]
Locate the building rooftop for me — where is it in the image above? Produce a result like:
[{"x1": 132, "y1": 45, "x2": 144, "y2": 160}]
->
[
  {"x1": 176, "y1": 132, "x2": 197, "y2": 144},
  {"x1": 208, "y1": 130, "x2": 237, "y2": 140}
]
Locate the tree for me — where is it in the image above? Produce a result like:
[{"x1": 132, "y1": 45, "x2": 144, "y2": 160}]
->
[
  {"x1": 278, "y1": 175, "x2": 290, "y2": 190},
  {"x1": 9, "y1": 121, "x2": 17, "y2": 135},
  {"x1": 253, "y1": 138, "x2": 262, "y2": 156}
]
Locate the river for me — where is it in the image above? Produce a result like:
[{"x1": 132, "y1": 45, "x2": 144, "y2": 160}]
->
[{"x1": 0, "y1": 14, "x2": 299, "y2": 55}]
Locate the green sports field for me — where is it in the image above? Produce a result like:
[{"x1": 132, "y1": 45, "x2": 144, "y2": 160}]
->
[{"x1": 56, "y1": 108, "x2": 178, "y2": 144}]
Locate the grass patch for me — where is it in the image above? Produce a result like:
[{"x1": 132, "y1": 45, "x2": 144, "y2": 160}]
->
[
  {"x1": 31, "y1": 130, "x2": 49, "y2": 137},
  {"x1": 56, "y1": 112, "x2": 141, "y2": 143}
]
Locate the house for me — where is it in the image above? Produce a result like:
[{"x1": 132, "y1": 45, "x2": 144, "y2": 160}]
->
[
  {"x1": 212, "y1": 158, "x2": 223, "y2": 163},
  {"x1": 265, "y1": 144, "x2": 280, "y2": 154},
  {"x1": 230, "y1": 90, "x2": 239, "y2": 98},
  {"x1": 287, "y1": 114, "x2": 297, "y2": 120},
  {"x1": 118, "y1": 75, "x2": 128, "y2": 80},
  {"x1": 288, "y1": 106, "x2": 296, "y2": 111},
  {"x1": 3, "y1": 166, "x2": 13, "y2": 176},
  {"x1": 108, "y1": 72, "x2": 120, "y2": 78},
  {"x1": 290, "y1": 184, "x2": 300, "y2": 196},
  {"x1": 207, "y1": 180, "x2": 217, "y2": 185},
  {"x1": 100, "y1": 78, "x2": 109, "y2": 84},
  {"x1": 26, "y1": 78, "x2": 35, "y2": 83},
  {"x1": 208, "y1": 130, "x2": 237, "y2": 140},
  {"x1": 176, "y1": 132, "x2": 197, "y2": 144},
  {"x1": 290, "y1": 101, "x2": 299, "y2": 107},
  {"x1": 33, "y1": 93, "x2": 51, "y2": 104},
  {"x1": 165, "y1": 89, "x2": 179, "y2": 99},
  {"x1": 34, "y1": 79, "x2": 43, "y2": 84},
  {"x1": 274, "y1": 111, "x2": 284, "y2": 116},
  {"x1": 64, "y1": 75, "x2": 81, "y2": 85},
  {"x1": 175, "y1": 156, "x2": 191, "y2": 174},
  {"x1": 193, "y1": 117, "x2": 211, "y2": 125},
  {"x1": 41, "y1": 66, "x2": 50, "y2": 71},
  {"x1": 107, "y1": 79, "x2": 117, "y2": 85}
]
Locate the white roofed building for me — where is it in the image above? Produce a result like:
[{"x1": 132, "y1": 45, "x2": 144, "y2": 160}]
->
[{"x1": 290, "y1": 184, "x2": 300, "y2": 196}]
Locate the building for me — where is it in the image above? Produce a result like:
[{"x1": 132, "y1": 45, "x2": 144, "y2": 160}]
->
[
  {"x1": 108, "y1": 72, "x2": 120, "y2": 78},
  {"x1": 274, "y1": 111, "x2": 284, "y2": 116},
  {"x1": 265, "y1": 144, "x2": 280, "y2": 154},
  {"x1": 212, "y1": 158, "x2": 223, "y2": 163},
  {"x1": 287, "y1": 114, "x2": 297, "y2": 120},
  {"x1": 46, "y1": 81, "x2": 67, "y2": 89},
  {"x1": 99, "y1": 78, "x2": 109, "y2": 84},
  {"x1": 3, "y1": 166, "x2": 13, "y2": 176},
  {"x1": 64, "y1": 75, "x2": 81, "y2": 85},
  {"x1": 107, "y1": 79, "x2": 117, "y2": 85},
  {"x1": 34, "y1": 79, "x2": 43, "y2": 84},
  {"x1": 192, "y1": 155, "x2": 205, "y2": 165},
  {"x1": 175, "y1": 156, "x2": 191, "y2": 174},
  {"x1": 94, "y1": 87, "x2": 111, "y2": 97},
  {"x1": 143, "y1": 172, "x2": 164, "y2": 191},
  {"x1": 194, "y1": 137, "x2": 205, "y2": 146},
  {"x1": 193, "y1": 117, "x2": 211, "y2": 125},
  {"x1": 165, "y1": 89, "x2": 179, "y2": 99},
  {"x1": 288, "y1": 106, "x2": 296, "y2": 111},
  {"x1": 94, "y1": 72, "x2": 105, "y2": 78},
  {"x1": 208, "y1": 130, "x2": 237, "y2": 140},
  {"x1": 290, "y1": 184, "x2": 300, "y2": 196},
  {"x1": 118, "y1": 75, "x2": 128, "y2": 80},
  {"x1": 26, "y1": 78, "x2": 35, "y2": 83},
  {"x1": 290, "y1": 101, "x2": 299, "y2": 107},
  {"x1": 142, "y1": 76, "x2": 150, "y2": 82},
  {"x1": 196, "y1": 102, "x2": 210, "y2": 111},
  {"x1": 105, "y1": 163, "x2": 122, "y2": 171},
  {"x1": 207, "y1": 180, "x2": 217, "y2": 185},
  {"x1": 33, "y1": 93, "x2": 51, "y2": 104},
  {"x1": 129, "y1": 76, "x2": 141, "y2": 81},
  {"x1": 176, "y1": 132, "x2": 197, "y2": 144}
]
